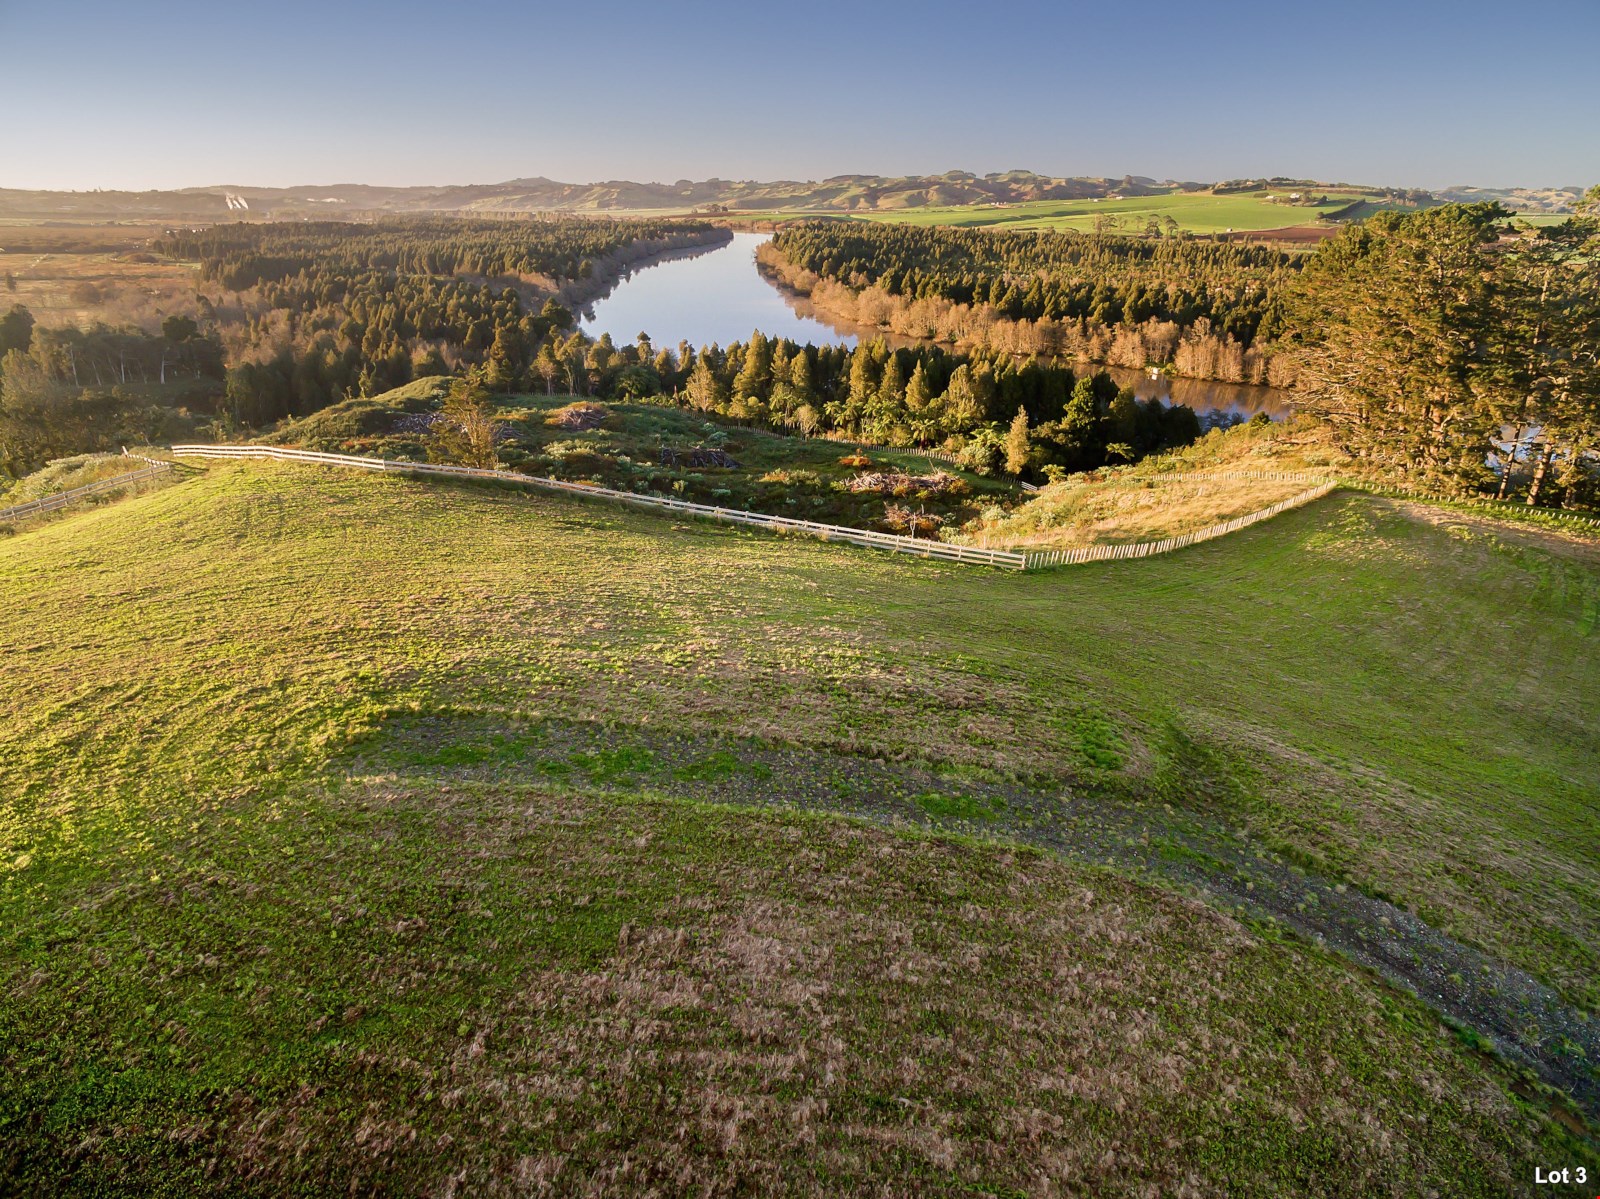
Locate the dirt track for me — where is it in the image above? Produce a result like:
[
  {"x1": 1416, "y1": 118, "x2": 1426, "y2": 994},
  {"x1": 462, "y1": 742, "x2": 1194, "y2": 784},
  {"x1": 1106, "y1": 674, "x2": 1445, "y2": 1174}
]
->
[{"x1": 349, "y1": 714, "x2": 1600, "y2": 1131}]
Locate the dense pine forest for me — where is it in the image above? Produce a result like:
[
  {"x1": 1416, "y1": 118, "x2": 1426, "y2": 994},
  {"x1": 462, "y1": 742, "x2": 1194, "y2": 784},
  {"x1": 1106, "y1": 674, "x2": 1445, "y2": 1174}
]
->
[
  {"x1": 763, "y1": 222, "x2": 1300, "y2": 384},
  {"x1": 552, "y1": 330, "x2": 1205, "y2": 477},
  {"x1": 1284, "y1": 198, "x2": 1600, "y2": 507},
  {"x1": 0, "y1": 218, "x2": 724, "y2": 473},
  {"x1": 1, "y1": 200, "x2": 1597, "y2": 507},
  {"x1": 151, "y1": 218, "x2": 726, "y2": 424}
]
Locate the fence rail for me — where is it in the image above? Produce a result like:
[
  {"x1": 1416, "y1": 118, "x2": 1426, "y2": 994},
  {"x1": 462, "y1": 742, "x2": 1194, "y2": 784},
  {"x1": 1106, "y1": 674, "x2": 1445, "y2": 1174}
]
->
[
  {"x1": 0, "y1": 461, "x2": 173, "y2": 523},
  {"x1": 1052, "y1": 467, "x2": 1334, "y2": 488},
  {"x1": 1176, "y1": 469, "x2": 1334, "y2": 485},
  {"x1": 1017, "y1": 482, "x2": 1339, "y2": 569},
  {"x1": 819, "y1": 435, "x2": 965, "y2": 468},
  {"x1": 169, "y1": 444, "x2": 1029, "y2": 569}
]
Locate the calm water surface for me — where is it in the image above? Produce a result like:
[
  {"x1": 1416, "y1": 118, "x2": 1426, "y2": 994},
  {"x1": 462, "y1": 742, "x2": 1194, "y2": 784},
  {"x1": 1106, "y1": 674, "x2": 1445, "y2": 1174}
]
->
[
  {"x1": 581, "y1": 232, "x2": 855, "y2": 350},
  {"x1": 582, "y1": 230, "x2": 1290, "y2": 419}
]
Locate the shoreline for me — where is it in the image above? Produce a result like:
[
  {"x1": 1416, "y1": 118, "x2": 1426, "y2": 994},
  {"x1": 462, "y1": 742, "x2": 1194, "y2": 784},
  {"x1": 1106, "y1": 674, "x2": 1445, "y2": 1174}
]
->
[{"x1": 755, "y1": 240, "x2": 1296, "y2": 393}]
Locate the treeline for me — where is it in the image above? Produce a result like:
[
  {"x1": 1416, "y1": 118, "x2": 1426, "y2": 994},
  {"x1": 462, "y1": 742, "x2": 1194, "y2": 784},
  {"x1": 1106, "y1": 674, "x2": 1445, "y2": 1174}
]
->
[
  {"x1": 158, "y1": 218, "x2": 723, "y2": 427},
  {"x1": 0, "y1": 218, "x2": 726, "y2": 472},
  {"x1": 765, "y1": 222, "x2": 1300, "y2": 384},
  {"x1": 534, "y1": 327, "x2": 1201, "y2": 478},
  {"x1": 1286, "y1": 196, "x2": 1600, "y2": 508},
  {"x1": 155, "y1": 217, "x2": 719, "y2": 291},
  {"x1": 0, "y1": 309, "x2": 218, "y2": 473}
]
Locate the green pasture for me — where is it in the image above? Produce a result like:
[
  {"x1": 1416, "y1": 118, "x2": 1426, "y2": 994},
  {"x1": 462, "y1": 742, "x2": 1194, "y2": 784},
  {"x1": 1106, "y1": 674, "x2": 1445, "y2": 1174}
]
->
[
  {"x1": 2, "y1": 463, "x2": 1596, "y2": 1192},
  {"x1": 864, "y1": 188, "x2": 1371, "y2": 233}
]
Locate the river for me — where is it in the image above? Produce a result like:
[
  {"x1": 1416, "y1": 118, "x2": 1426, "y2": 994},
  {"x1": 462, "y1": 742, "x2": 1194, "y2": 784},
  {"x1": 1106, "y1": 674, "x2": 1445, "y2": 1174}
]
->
[
  {"x1": 581, "y1": 232, "x2": 855, "y2": 350},
  {"x1": 581, "y1": 231, "x2": 1292, "y2": 421}
]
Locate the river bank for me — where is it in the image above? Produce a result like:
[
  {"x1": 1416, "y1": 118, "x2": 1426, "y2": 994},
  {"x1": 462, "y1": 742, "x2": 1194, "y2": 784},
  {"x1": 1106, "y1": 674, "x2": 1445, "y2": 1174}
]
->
[{"x1": 755, "y1": 238, "x2": 1298, "y2": 392}]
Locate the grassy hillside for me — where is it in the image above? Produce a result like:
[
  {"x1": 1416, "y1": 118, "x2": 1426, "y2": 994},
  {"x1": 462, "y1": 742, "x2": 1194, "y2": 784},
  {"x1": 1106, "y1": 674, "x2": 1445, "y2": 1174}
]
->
[
  {"x1": 2, "y1": 463, "x2": 1597, "y2": 1193},
  {"x1": 0, "y1": 451, "x2": 184, "y2": 530},
  {"x1": 961, "y1": 417, "x2": 1349, "y2": 548},
  {"x1": 862, "y1": 189, "x2": 1371, "y2": 235},
  {"x1": 0, "y1": 173, "x2": 1147, "y2": 222},
  {"x1": 263, "y1": 388, "x2": 1015, "y2": 533},
  {"x1": 1, "y1": 453, "x2": 141, "y2": 506}
]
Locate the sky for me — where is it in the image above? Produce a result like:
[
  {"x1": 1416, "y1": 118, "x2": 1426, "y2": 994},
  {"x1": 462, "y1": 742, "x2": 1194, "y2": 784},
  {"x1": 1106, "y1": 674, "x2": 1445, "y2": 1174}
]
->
[{"x1": 2, "y1": 0, "x2": 1596, "y2": 192}]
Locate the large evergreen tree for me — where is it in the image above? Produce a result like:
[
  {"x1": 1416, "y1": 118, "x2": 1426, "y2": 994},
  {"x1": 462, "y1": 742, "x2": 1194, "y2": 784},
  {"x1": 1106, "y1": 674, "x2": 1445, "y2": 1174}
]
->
[{"x1": 1284, "y1": 203, "x2": 1505, "y2": 488}]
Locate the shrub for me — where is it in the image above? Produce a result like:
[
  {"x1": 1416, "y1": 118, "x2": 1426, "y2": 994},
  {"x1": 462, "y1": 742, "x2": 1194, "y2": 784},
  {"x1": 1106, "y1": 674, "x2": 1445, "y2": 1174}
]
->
[
  {"x1": 545, "y1": 401, "x2": 609, "y2": 430},
  {"x1": 758, "y1": 469, "x2": 822, "y2": 488}
]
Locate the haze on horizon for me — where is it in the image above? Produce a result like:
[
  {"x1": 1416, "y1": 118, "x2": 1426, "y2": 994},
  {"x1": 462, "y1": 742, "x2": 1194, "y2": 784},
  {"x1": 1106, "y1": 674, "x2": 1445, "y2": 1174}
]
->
[{"x1": 2, "y1": 0, "x2": 1597, "y2": 193}]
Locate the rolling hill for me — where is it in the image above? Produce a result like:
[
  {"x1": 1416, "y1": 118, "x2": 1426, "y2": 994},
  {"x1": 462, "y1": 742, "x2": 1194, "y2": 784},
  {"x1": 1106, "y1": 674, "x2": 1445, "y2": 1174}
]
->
[
  {"x1": 2, "y1": 461, "x2": 1597, "y2": 1194},
  {"x1": 0, "y1": 172, "x2": 1219, "y2": 222}
]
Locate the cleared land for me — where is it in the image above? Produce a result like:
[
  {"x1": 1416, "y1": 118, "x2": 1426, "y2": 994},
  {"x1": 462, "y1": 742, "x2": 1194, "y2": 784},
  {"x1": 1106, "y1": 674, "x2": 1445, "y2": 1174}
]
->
[
  {"x1": 627, "y1": 189, "x2": 1406, "y2": 238},
  {"x1": 860, "y1": 190, "x2": 1375, "y2": 234},
  {"x1": 2, "y1": 463, "x2": 1597, "y2": 1192},
  {"x1": 0, "y1": 248, "x2": 198, "y2": 332},
  {"x1": 966, "y1": 473, "x2": 1317, "y2": 549}
]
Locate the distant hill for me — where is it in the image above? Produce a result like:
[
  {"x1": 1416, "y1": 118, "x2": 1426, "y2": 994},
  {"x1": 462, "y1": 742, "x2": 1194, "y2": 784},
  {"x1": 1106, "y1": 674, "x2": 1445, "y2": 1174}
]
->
[
  {"x1": 1436, "y1": 185, "x2": 1587, "y2": 213},
  {"x1": 8, "y1": 172, "x2": 1582, "y2": 225},
  {"x1": 0, "y1": 171, "x2": 1170, "y2": 222}
]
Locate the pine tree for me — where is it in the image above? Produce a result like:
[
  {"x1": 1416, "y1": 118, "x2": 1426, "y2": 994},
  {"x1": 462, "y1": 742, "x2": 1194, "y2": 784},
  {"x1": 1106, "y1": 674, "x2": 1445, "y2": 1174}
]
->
[
  {"x1": 485, "y1": 327, "x2": 521, "y2": 392},
  {"x1": 1485, "y1": 193, "x2": 1600, "y2": 505},
  {"x1": 685, "y1": 355, "x2": 725, "y2": 413},
  {"x1": 735, "y1": 331, "x2": 772, "y2": 399},
  {"x1": 1058, "y1": 378, "x2": 1100, "y2": 468},
  {"x1": 877, "y1": 354, "x2": 904, "y2": 409},
  {"x1": 1005, "y1": 406, "x2": 1031, "y2": 475},
  {"x1": 941, "y1": 364, "x2": 978, "y2": 427},
  {"x1": 1285, "y1": 204, "x2": 1505, "y2": 489},
  {"x1": 430, "y1": 376, "x2": 501, "y2": 469},
  {"x1": 789, "y1": 350, "x2": 813, "y2": 399},
  {"x1": 904, "y1": 361, "x2": 932, "y2": 413}
]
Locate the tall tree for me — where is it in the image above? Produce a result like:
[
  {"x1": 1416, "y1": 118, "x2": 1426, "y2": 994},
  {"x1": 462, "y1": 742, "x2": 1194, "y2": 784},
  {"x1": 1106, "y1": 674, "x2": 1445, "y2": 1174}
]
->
[
  {"x1": 1484, "y1": 190, "x2": 1600, "y2": 504},
  {"x1": 430, "y1": 376, "x2": 502, "y2": 469},
  {"x1": 734, "y1": 331, "x2": 772, "y2": 399},
  {"x1": 684, "y1": 355, "x2": 725, "y2": 413},
  {"x1": 1005, "y1": 406, "x2": 1032, "y2": 475},
  {"x1": 1283, "y1": 203, "x2": 1505, "y2": 489},
  {"x1": 877, "y1": 354, "x2": 905, "y2": 410},
  {"x1": 0, "y1": 305, "x2": 35, "y2": 357},
  {"x1": 904, "y1": 360, "x2": 932, "y2": 414}
]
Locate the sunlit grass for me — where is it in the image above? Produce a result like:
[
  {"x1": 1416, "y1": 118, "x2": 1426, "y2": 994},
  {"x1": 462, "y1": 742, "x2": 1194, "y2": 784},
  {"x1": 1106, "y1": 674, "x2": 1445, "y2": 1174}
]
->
[
  {"x1": 1, "y1": 460, "x2": 1597, "y2": 1191},
  {"x1": 866, "y1": 189, "x2": 1367, "y2": 234}
]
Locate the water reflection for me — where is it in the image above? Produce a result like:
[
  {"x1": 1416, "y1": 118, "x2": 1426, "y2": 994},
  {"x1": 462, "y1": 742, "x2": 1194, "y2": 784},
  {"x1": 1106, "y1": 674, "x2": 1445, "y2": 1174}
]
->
[
  {"x1": 582, "y1": 229, "x2": 1291, "y2": 422},
  {"x1": 1095, "y1": 366, "x2": 1292, "y2": 424},
  {"x1": 581, "y1": 232, "x2": 856, "y2": 350}
]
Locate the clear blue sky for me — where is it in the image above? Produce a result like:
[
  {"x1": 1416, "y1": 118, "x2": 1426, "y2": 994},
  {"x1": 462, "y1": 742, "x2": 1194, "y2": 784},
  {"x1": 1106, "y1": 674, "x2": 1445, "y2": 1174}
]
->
[{"x1": 2, "y1": 0, "x2": 1595, "y2": 191}]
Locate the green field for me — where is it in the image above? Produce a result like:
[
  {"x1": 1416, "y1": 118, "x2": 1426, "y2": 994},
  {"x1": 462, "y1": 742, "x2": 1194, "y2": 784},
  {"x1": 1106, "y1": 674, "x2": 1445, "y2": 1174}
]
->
[
  {"x1": 656, "y1": 188, "x2": 1382, "y2": 234},
  {"x1": 860, "y1": 189, "x2": 1374, "y2": 234},
  {"x1": 3, "y1": 463, "x2": 1598, "y2": 1193}
]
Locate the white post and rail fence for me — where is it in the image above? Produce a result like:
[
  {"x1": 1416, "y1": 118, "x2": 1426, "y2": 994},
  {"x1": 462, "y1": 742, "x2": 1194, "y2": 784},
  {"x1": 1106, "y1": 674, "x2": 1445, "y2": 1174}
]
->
[
  {"x1": 28, "y1": 445, "x2": 1587, "y2": 567},
  {"x1": 0, "y1": 459, "x2": 173, "y2": 524},
  {"x1": 170, "y1": 444, "x2": 1028, "y2": 568},
  {"x1": 166, "y1": 444, "x2": 1354, "y2": 571}
]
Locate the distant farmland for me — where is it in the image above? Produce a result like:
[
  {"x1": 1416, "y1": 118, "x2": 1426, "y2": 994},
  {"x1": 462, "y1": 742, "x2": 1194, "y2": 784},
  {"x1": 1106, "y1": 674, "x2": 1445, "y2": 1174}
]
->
[{"x1": 857, "y1": 189, "x2": 1397, "y2": 235}]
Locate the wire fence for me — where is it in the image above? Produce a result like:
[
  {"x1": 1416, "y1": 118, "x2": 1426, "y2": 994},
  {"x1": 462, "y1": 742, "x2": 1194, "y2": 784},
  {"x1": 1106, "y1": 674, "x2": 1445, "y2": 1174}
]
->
[
  {"x1": 819, "y1": 435, "x2": 965, "y2": 468},
  {"x1": 0, "y1": 461, "x2": 173, "y2": 523},
  {"x1": 1051, "y1": 467, "x2": 1335, "y2": 488}
]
